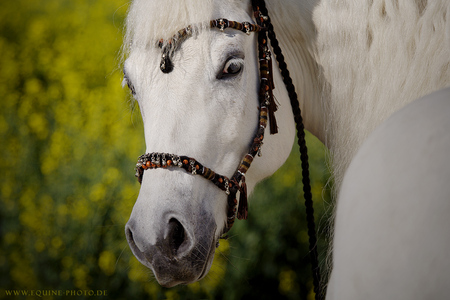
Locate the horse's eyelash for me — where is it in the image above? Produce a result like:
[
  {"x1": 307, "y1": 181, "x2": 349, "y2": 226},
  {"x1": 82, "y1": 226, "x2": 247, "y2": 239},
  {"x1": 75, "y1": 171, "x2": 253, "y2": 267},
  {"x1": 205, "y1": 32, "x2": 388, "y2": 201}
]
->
[{"x1": 122, "y1": 73, "x2": 137, "y2": 96}]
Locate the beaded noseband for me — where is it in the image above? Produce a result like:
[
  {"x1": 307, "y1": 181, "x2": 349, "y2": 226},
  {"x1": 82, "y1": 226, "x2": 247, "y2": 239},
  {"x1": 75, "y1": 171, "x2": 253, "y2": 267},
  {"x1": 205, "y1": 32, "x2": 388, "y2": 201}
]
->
[{"x1": 135, "y1": 5, "x2": 277, "y2": 234}]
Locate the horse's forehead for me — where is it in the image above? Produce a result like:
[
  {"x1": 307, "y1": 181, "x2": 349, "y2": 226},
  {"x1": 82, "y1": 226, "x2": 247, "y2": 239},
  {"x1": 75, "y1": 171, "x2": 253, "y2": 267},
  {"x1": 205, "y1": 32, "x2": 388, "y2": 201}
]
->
[{"x1": 124, "y1": 0, "x2": 251, "y2": 49}]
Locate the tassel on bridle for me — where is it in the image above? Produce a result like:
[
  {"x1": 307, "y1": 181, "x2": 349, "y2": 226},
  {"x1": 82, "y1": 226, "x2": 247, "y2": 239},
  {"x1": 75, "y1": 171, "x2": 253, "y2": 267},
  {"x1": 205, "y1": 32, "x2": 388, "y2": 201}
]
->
[{"x1": 236, "y1": 175, "x2": 248, "y2": 220}]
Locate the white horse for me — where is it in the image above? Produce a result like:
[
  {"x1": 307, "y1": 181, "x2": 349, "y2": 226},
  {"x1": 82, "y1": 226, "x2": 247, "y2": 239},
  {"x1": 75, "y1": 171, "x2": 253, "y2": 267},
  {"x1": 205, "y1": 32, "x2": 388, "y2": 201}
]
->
[{"x1": 122, "y1": 0, "x2": 450, "y2": 298}]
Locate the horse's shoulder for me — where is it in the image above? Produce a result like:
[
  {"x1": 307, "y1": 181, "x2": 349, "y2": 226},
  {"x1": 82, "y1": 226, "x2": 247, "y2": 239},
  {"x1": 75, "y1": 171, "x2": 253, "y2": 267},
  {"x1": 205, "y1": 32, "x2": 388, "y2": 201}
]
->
[
  {"x1": 342, "y1": 86, "x2": 450, "y2": 198},
  {"x1": 329, "y1": 86, "x2": 450, "y2": 300}
]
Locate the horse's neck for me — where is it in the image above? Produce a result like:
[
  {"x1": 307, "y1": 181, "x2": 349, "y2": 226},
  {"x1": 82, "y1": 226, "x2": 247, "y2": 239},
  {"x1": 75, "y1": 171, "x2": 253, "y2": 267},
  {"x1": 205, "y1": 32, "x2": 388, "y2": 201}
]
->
[
  {"x1": 267, "y1": 0, "x2": 325, "y2": 142},
  {"x1": 315, "y1": 0, "x2": 450, "y2": 188},
  {"x1": 271, "y1": 0, "x2": 450, "y2": 190}
]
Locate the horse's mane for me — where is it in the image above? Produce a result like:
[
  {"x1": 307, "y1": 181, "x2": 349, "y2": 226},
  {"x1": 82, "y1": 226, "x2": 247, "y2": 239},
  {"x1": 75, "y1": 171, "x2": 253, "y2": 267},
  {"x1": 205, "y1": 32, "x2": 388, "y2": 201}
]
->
[
  {"x1": 315, "y1": 0, "x2": 450, "y2": 189},
  {"x1": 315, "y1": 1, "x2": 450, "y2": 290}
]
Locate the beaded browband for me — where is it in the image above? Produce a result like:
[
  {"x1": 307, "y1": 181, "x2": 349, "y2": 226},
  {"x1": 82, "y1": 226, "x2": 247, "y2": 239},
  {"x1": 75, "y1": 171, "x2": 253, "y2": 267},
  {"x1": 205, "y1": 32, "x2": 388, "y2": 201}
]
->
[{"x1": 135, "y1": 5, "x2": 277, "y2": 234}]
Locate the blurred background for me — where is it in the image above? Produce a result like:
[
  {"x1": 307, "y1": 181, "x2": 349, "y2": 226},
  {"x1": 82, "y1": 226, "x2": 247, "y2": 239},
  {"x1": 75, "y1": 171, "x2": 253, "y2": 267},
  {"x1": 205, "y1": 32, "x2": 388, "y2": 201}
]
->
[{"x1": 0, "y1": 1, "x2": 332, "y2": 299}]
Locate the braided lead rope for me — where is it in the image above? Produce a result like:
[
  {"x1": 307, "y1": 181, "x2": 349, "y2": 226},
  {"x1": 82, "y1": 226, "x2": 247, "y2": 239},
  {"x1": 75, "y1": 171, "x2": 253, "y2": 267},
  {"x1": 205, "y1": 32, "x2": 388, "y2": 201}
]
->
[
  {"x1": 136, "y1": 8, "x2": 276, "y2": 234},
  {"x1": 252, "y1": 0, "x2": 322, "y2": 299}
]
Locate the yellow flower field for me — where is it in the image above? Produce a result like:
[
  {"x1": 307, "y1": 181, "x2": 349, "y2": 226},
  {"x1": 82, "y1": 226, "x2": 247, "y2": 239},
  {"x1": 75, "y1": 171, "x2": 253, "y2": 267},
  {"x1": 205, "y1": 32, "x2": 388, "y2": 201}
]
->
[{"x1": 0, "y1": 1, "x2": 330, "y2": 299}]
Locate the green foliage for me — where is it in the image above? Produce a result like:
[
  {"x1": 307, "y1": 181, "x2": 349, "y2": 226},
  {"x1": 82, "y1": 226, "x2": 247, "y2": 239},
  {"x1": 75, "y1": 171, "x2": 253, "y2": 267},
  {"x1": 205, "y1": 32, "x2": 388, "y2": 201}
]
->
[{"x1": 0, "y1": 1, "x2": 331, "y2": 299}]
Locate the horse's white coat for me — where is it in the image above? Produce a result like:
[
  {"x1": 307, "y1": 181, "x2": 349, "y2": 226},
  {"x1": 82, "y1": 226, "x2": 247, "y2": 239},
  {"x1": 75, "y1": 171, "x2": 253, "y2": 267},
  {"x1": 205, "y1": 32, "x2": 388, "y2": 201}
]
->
[
  {"x1": 313, "y1": 0, "x2": 450, "y2": 187},
  {"x1": 122, "y1": 0, "x2": 450, "y2": 295},
  {"x1": 329, "y1": 87, "x2": 450, "y2": 299}
]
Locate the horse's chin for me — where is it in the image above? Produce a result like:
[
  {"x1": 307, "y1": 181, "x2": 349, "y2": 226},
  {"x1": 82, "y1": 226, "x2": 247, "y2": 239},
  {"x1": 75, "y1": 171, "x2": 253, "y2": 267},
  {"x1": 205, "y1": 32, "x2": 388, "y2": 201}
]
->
[
  {"x1": 196, "y1": 239, "x2": 216, "y2": 281},
  {"x1": 154, "y1": 234, "x2": 217, "y2": 288},
  {"x1": 126, "y1": 210, "x2": 219, "y2": 288}
]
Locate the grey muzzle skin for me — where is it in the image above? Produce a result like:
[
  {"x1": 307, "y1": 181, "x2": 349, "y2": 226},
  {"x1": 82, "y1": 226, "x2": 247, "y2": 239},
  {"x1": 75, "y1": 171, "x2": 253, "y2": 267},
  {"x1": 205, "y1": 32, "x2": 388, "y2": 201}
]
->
[{"x1": 125, "y1": 213, "x2": 217, "y2": 287}]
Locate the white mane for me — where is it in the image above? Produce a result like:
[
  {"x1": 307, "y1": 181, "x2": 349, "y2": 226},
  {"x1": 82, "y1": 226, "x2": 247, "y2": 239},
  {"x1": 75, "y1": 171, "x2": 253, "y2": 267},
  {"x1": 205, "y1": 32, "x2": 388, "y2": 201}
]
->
[
  {"x1": 313, "y1": 1, "x2": 450, "y2": 288},
  {"x1": 314, "y1": 0, "x2": 450, "y2": 188}
]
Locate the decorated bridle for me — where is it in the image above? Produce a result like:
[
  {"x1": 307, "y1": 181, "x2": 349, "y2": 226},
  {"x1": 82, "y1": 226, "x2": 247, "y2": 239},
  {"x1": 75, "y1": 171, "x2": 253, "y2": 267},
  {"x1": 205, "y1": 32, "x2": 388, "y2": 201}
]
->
[
  {"x1": 135, "y1": 6, "x2": 278, "y2": 233},
  {"x1": 133, "y1": 1, "x2": 322, "y2": 298}
]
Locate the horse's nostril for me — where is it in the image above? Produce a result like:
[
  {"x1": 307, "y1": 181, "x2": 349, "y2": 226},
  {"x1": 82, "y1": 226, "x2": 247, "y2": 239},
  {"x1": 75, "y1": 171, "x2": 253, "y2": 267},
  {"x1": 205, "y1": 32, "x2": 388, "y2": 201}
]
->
[
  {"x1": 126, "y1": 226, "x2": 141, "y2": 253},
  {"x1": 125, "y1": 224, "x2": 146, "y2": 263},
  {"x1": 168, "y1": 218, "x2": 186, "y2": 256},
  {"x1": 126, "y1": 226, "x2": 134, "y2": 246}
]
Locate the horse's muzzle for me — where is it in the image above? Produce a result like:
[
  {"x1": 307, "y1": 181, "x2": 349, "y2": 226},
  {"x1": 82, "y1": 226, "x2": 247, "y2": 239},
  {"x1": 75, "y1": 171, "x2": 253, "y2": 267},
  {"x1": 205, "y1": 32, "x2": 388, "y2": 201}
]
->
[{"x1": 125, "y1": 217, "x2": 216, "y2": 287}]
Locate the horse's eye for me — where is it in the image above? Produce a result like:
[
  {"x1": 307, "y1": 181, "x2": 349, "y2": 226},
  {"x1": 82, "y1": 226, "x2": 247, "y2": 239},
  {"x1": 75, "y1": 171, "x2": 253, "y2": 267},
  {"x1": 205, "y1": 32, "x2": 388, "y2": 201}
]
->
[
  {"x1": 224, "y1": 60, "x2": 242, "y2": 74},
  {"x1": 218, "y1": 57, "x2": 243, "y2": 79}
]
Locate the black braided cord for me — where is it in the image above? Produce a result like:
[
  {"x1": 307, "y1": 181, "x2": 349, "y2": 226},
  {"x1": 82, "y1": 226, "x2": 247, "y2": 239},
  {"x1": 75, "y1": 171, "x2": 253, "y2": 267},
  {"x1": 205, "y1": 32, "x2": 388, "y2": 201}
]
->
[{"x1": 252, "y1": 1, "x2": 323, "y2": 299}]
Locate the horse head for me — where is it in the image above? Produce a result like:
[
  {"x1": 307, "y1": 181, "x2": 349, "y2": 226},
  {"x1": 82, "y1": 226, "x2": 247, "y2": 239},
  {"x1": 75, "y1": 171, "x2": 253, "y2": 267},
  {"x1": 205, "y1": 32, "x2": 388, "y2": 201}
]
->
[{"x1": 122, "y1": 0, "x2": 295, "y2": 287}]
